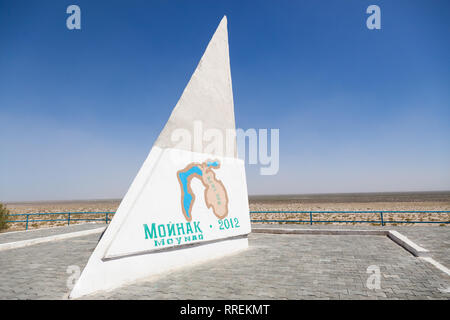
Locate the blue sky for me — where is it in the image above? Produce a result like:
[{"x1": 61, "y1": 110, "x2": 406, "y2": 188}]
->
[{"x1": 0, "y1": 0, "x2": 449, "y2": 201}]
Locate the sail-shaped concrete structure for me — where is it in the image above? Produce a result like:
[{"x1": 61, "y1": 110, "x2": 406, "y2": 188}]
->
[
  {"x1": 70, "y1": 16, "x2": 251, "y2": 299},
  {"x1": 155, "y1": 16, "x2": 236, "y2": 157}
]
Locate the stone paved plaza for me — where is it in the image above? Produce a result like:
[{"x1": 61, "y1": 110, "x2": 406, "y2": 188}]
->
[
  {"x1": 0, "y1": 224, "x2": 448, "y2": 299},
  {"x1": 0, "y1": 223, "x2": 105, "y2": 244}
]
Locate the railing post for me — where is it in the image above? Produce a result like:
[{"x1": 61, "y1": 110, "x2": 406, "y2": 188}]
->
[
  {"x1": 68, "y1": 212, "x2": 71, "y2": 226},
  {"x1": 26, "y1": 214, "x2": 29, "y2": 230},
  {"x1": 380, "y1": 212, "x2": 384, "y2": 226},
  {"x1": 105, "y1": 212, "x2": 109, "y2": 224},
  {"x1": 310, "y1": 212, "x2": 313, "y2": 225}
]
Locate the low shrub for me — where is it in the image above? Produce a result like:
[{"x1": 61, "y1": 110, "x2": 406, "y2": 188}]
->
[{"x1": 0, "y1": 202, "x2": 10, "y2": 231}]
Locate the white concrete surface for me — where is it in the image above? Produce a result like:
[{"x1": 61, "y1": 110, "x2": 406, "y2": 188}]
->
[{"x1": 0, "y1": 227, "x2": 105, "y2": 252}]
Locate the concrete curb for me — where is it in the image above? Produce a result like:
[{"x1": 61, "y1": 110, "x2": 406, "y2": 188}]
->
[
  {"x1": 419, "y1": 257, "x2": 450, "y2": 276},
  {"x1": 251, "y1": 227, "x2": 430, "y2": 258},
  {"x1": 0, "y1": 222, "x2": 105, "y2": 236},
  {"x1": 252, "y1": 227, "x2": 387, "y2": 236},
  {"x1": 387, "y1": 230, "x2": 430, "y2": 257},
  {"x1": 0, "y1": 227, "x2": 106, "y2": 252}
]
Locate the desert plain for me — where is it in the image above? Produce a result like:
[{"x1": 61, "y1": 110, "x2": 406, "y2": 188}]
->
[{"x1": 3, "y1": 191, "x2": 449, "y2": 231}]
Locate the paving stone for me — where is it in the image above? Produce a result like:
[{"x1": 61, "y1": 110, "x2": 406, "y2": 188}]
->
[
  {"x1": 0, "y1": 223, "x2": 105, "y2": 244},
  {"x1": 0, "y1": 224, "x2": 449, "y2": 299}
]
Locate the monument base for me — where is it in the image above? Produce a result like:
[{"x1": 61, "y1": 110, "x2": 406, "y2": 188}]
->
[{"x1": 70, "y1": 236, "x2": 248, "y2": 299}]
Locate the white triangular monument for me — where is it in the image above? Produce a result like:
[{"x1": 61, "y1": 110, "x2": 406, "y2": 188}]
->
[{"x1": 70, "y1": 16, "x2": 251, "y2": 298}]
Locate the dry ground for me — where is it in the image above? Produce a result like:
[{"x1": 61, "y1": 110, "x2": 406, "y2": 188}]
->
[{"x1": 3, "y1": 191, "x2": 449, "y2": 231}]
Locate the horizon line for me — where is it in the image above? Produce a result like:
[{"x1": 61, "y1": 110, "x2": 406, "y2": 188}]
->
[{"x1": 4, "y1": 189, "x2": 450, "y2": 204}]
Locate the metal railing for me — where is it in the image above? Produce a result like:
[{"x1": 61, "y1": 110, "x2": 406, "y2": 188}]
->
[
  {"x1": 250, "y1": 210, "x2": 450, "y2": 226},
  {"x1": 6, "y1": 212, "x2": 115, "y2": 230},
  {"x1": 5, "y1": 210, "x2": 450, "y2": 230}
]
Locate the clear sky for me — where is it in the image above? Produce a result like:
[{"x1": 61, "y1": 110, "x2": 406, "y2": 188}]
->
[{"x1": 0, "y1": 0, "x2": 449, "y2": 201}]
